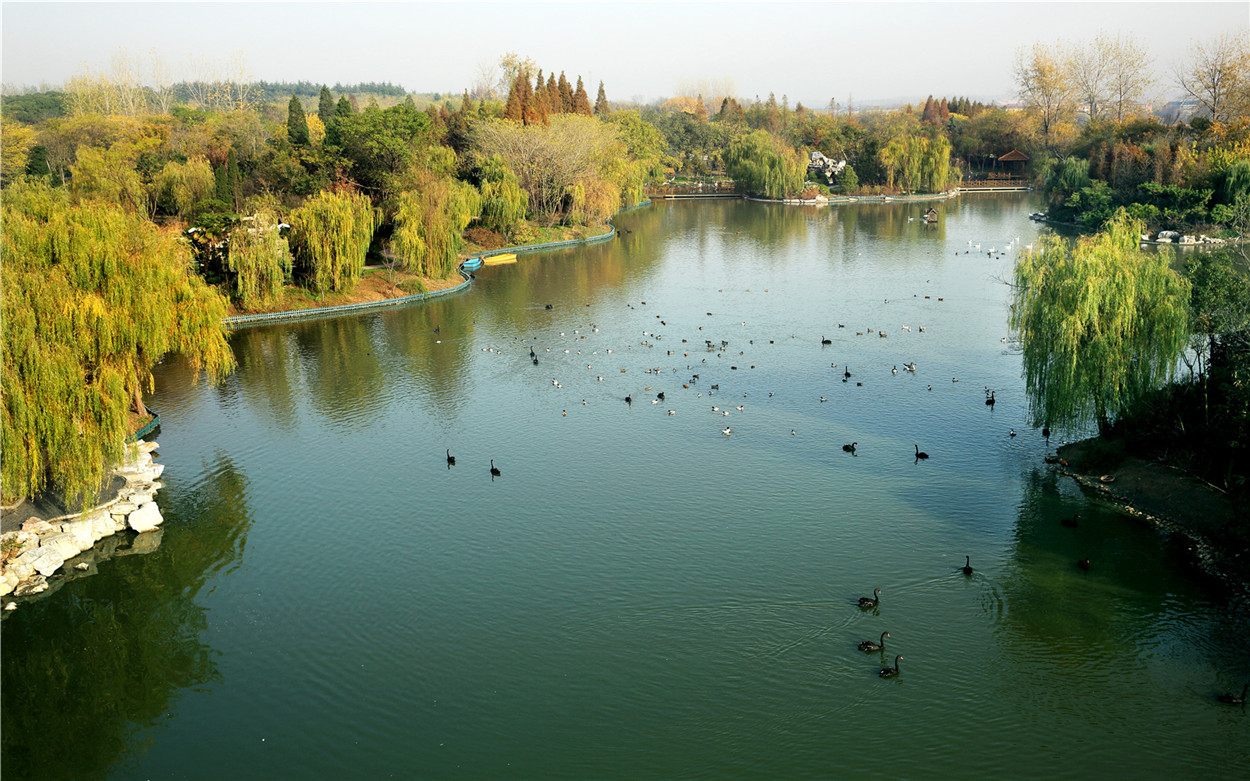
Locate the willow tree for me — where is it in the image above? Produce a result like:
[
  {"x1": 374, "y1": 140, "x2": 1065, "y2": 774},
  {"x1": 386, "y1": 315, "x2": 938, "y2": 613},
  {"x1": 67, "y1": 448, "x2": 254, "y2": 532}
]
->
[
  {"x1": 226, "y1": 209, "x2": 293, "y2": 309},
  {"x1": 476, "y1": 154, "x2": 528, "y2": 238},
  {"x1": 1009, "y1": 210, "x2": 1190, "y2": 436},
  {"x1": 288, "y1": 189, "x2": 379, "y2": 296},
  {"x1": 391, "y1": 174, "x2": 482, "y2": 278},
  {"x1": 154, "y1": 155, "x2": 215, "y2": 217},
  {"x1": 723, "y1": 130, "x2": 805, "y2": 199},
  {"x1": 879, "y1": 130, "x2": 951, "y2": 193},
  {"x1": 1, "y1": 180, "x2": 235, "y2": 508}
]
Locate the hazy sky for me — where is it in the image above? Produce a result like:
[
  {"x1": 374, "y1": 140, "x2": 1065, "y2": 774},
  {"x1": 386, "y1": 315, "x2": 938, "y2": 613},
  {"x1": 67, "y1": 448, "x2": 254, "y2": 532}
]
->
[{"x1": 2, "y1": 2, "x2": 1246, "y2": 105}]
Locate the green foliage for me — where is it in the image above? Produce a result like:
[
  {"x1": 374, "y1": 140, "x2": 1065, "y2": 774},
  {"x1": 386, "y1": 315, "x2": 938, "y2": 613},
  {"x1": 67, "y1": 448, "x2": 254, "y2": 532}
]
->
[
  {"x1": 155, "y1": 155, "x2": 215, "y2": 217},
  {"x1": 287, "y1": 94, "x2": 309, "y2": 145},
  {"x1": 1222, "y1": 160, "x2": 1250, "y2": 204},
  {"x1": 1044, "y1": 156, "x2": 1092, "y2": 220},
  {"x1": 878, "y1": 129, "x2": 952, "y2": 193},
  {"x1": 602, "y1": 110, "x2": 666, "y2": 206},
  {"x1": 477, "y1": 154, "x2": 528, "y2": 236},
  {"x1": 1137, "y1": 181, "x2": 1213, "y2": 228},
  {"x1": 289, "y1": 189, "x2": 379, "y2": 296},
  {"x1": 840, "y1": 165, "x2": 859, "y2": 192},
  {"x1": 724, "y1": 130, "x2": 805, "y2": 199},
  {"x1": 1009, "y1": 210, "x2": 1191, "y2": 435},
  {"x1": 391, "y1": 174, "x2": 482, "y2": 277},
  {"x1": 1, "y1": 180, "x2": 234, "y2": 507},
  {"x1": 1065, "y1": 180, "x2": 1116, "y2": 229},
  {"x1": 335, "y1": 103, "x2": 433, "y2": 197},
  {"x1": 226, "y1": 209, "x2": 293, "y2": 309},
  {"x1": 70, "y1": 142, "x2": 152, "y2": 214},
  {"x1": 317, "y1": 86, "x2": 335, "y2": 127},
  {"x1": 0, "y1": 90, "x2": 68, "y2": 124}
]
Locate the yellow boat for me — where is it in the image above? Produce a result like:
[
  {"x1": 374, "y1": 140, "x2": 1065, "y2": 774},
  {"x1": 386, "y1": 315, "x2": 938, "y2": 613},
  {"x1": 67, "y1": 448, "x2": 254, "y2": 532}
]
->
[{"x1": 483, "y1": 253, "x2": 517, "y2": 265}]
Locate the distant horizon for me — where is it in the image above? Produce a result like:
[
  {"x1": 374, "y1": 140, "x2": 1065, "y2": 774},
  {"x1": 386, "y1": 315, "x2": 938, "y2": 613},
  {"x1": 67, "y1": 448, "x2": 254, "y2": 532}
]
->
[{"x1": 3, "y1": 2, "x2": 1245, "y2": 108}]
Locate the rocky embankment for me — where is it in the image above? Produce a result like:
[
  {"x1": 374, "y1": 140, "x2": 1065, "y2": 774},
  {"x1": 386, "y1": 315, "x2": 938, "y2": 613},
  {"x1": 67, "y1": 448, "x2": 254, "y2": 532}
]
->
[{"x1": 1, "y1": 441, "x2": 165, "y2": 602}]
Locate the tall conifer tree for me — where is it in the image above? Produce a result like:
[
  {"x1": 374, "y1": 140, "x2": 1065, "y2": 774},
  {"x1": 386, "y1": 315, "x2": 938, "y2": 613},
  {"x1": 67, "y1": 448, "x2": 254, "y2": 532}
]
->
[
  {"x1": 318, "y1": 85, "x2": 335, "y2": 127},
  {"x1": 595, "y1": 81, "x2": 611, "y2": 115},
  {"x1": 573, "y1": 76, "x2": 592, "y2": 115},
  {"x1": 287, "y1": 94, "x2": 310, "y2": 145}
]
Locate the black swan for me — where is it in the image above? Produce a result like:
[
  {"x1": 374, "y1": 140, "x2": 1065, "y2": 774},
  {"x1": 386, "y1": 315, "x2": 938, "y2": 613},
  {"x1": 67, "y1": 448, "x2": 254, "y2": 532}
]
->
[
  {"x1": 1077, "y1": 558, "x2": 1091, "y2": 571},
  {"x1": 914, "y1": 444, "x2": 929, "y2": 459},
  {"x1": 843, "y1": 442, "x2": 857, "y2": 453},
  {"x1": 962, "y1": 556, "x2": 973, "y2": 576},
  {"x1": 490, "y1": 460, "x2": 501, "y2": 477},
  {"x1": 822, "y1": 336, "x2": 832, "y2": 345},
  {"x1": 1061, "y1": 513, "x2": 1081, "y2": 528},
  {"x1": 858, "y1": 588, "x2": 881, "y2": 609},
  {"x1": 859, "y1": 631, "x2": 890, "y2": 652},
  {"x1": 985, "y1": 390, "x2": 995, "y2": 406},
  {"x1": 446, "y1": 449, "x2": 455, "y2": 466},
  {"x1": 879, "y1": 656, "x2": 903, "y2": 678}
]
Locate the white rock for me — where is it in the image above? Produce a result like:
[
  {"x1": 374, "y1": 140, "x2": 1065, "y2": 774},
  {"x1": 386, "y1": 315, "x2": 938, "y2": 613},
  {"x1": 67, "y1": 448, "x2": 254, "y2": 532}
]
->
[
  {"x1": 26, "y1": 546, "x2": 66, "y2": 577},
  {"x1": 111, "y1": 501, "x2": 139, "y2": 516},
  {"x1": 149, "y1": 463, "x2": 165, "y2": 479},
  {"x1": 91, "y1": 510, "x2": 116, "y2": 541},
  {"x1": 21, "y1": 518, "x2": 55, "y2": 535},
  {"x1": 63, "y1": 516, "x2": 96, "y2": 549},
  {"x1": 7, "y1": 551, "x2": 38, "y2": 582},
  {"x1": 128, "y1": 502, "x2": 164, "y2": 533},
  {"x1": 128, "y1": 491, "x2": 155, "y2": 506},
  {"x1": 137, "y1": 440, "x2": 160, "y2": 453},
  {"x1": 42, "y1": 532, "x2": 86, "y2": 560},
  {"x1": 1, "y1": 575, "x2": 15, "y2": 597}
]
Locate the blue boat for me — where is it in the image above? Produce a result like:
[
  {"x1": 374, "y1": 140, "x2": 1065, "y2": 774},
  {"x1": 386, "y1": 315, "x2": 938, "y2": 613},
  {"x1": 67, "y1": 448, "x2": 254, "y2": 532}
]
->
[{"x1": 461, "y1": 257, "x2": 483, "y2": 271}]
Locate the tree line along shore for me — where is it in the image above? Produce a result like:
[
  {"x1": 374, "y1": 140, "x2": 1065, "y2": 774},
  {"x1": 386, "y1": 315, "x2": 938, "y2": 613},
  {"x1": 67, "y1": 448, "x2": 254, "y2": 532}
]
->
[{"x1": 1, "y1": 42, "x2": 1247, "y2": 549}]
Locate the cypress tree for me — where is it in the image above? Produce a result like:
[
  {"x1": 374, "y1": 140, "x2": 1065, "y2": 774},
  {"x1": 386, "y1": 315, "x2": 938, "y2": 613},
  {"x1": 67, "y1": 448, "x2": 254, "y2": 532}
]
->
[
  {"x1": 214, "y1": 162, "x2": 229, "y2": 203},
  {"x1": 695, "y1": 93, "x2": 708, "y2": 121},
  {"x1": 546, "y1": 72, "x2": 558, "y2": 114},
  {"x1": 288, "y1": 94, "x2": 310, "y2": 145},
  {"x1": 558, "y1": 72, "x2": 574, "y2": 112},
  {"x1": 405, "y1": 95, "x2": 416, "y2": 108},
  {"x1": 573, "y1": 76, "x2": 592, "y2": 115},
  {"x1": 226, "y1": 149, "x2": 241, "y2": 210},
  {"x1": 504, "y1": 74, "x2": 525, "y2": 122},
  {"x1": 594, "y1": 81, "x2": 610, "y2": 116},
  {"x1": 318, "y1": 85, "x2": 335, "y2": 127}
]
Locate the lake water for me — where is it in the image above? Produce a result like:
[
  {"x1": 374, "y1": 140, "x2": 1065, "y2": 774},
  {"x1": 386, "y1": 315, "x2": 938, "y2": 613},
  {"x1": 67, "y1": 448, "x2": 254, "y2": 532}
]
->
[{"x1": 4, "y1": 195, "x2": 1247, "y2": 779}]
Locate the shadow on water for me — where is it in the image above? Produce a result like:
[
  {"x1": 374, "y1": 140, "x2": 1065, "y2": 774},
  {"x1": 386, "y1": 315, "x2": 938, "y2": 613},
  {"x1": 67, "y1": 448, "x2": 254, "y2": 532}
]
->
[{"x1": 0, "y1": 453, "x2": 253, "y2": 781}]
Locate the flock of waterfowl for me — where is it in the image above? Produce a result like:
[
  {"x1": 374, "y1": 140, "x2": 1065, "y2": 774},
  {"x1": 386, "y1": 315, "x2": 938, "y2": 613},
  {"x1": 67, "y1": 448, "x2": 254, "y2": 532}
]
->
[{"x1": 436, "y1": 271, "x2": 1246, "y2": 704}]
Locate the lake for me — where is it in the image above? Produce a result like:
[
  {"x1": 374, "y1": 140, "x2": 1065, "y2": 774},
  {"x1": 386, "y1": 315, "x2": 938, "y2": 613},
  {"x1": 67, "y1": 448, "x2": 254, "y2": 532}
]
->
[{"x1": 3, "y1": 194, "x2": 1247, "y2": 779}]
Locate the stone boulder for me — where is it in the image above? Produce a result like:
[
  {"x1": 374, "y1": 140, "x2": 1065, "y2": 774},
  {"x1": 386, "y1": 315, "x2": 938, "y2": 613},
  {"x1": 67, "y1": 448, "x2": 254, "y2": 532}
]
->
[
  {"x1": 41, "y1": 532, "x2": 85, "y2": 561},
  {"x1": 128, "y1": 502, "x2": 164, "y2": 533},
  {"x1": 24, "y1": 546, "x2": 66, "y2": 577}
]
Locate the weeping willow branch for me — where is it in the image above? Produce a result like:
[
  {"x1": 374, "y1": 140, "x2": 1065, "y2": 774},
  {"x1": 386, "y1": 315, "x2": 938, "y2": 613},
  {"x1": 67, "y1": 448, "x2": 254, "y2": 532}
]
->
[
  {"x1": 1, "y1": 180, "x2": 235, "y2": 508},
  {"x1": 1008, "y1": 210, "x2": 1190, "y2": 436}
]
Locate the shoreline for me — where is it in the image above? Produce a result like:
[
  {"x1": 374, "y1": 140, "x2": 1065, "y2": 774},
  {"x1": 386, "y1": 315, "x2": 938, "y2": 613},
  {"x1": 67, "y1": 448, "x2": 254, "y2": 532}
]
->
[
  {"x1": 223, "y1": 219, "x2": 623, "y2": 328},
  {"x1": 1056, "y1": 437, "x2": 1247, "y2": 608}
]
